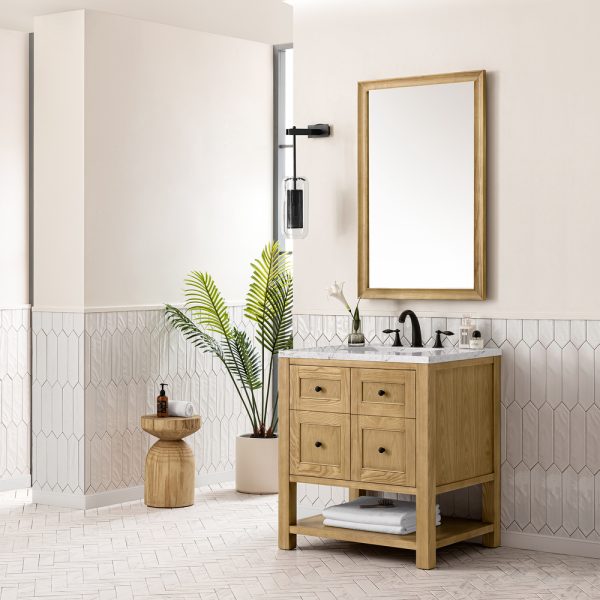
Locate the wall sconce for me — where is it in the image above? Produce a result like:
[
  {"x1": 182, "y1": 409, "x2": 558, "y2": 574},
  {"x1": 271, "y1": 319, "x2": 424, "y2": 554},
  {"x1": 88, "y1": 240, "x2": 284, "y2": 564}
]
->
[{"x1": 283, "y1": 124, "x2": 331, "y2": 239}]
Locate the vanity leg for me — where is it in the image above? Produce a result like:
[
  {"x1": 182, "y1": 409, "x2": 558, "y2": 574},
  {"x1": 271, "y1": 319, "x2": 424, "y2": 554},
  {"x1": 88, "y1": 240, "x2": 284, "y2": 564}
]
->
[
  {"x1": 349, "y1": 488, "x2": 366, "y2": 501},
  {"x1": 416, "y1": 365, "x2": 436, "y2": 569},
  {"x1": 482, "y1": 479, "x2": 500, "y2": 547},
  {"x1": 416, "y1": 491, "x2": 436, "y2": 569},
  {"x1": 278, "y1": 481, "x2": 297, "y2": 550},
  {"x1": 278, "y1": 358, "x2": 296, "y2": 550},
  {"x1": 482, "y1": 356, "x2": 501, "y2": 548}
]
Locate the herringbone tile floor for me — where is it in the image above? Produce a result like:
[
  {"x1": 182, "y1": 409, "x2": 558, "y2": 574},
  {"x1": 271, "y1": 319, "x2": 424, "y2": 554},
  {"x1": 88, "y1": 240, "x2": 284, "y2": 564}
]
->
[{"x1": 0, "y1": 484, "x2": 599, "y2": 599}]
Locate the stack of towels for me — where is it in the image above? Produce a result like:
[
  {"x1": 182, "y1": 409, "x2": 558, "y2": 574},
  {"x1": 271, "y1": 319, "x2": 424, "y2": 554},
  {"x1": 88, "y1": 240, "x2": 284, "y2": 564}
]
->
[{"x1": 322, "y1": 497, "x2": 441, "y2": 535}]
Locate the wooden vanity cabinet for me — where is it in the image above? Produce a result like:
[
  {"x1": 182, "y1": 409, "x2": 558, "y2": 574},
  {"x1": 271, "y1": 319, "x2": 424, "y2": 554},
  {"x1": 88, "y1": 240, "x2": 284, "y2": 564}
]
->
[{"x1": 278, "y1": 355, "x2": 501, "y2": 570}]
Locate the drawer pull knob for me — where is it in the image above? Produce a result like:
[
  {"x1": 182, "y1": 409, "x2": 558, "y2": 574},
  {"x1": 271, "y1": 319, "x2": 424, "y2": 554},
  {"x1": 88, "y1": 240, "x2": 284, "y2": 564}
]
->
[
  {"x1": 314, "y1": 385, "x2": 322, "y2": 392},
  {"x1": 378, "y1": 447, "x2": 386, "y2": 454},
  {"x1": 315, "y1": 441, "x2": 322, "y2": 448},
  {"x1": 377, "y1": 389, "x2": 385, "y2": 396}
]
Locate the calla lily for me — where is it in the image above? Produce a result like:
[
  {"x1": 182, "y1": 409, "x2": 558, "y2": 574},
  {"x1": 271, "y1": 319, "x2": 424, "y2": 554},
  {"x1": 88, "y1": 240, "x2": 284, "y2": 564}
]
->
[
  {"x1": 327, "y1": 280, "x2": 364, "y2": 345},
  {"x1": 327, "y1": 281, "x2": 351, "y2": 312}
]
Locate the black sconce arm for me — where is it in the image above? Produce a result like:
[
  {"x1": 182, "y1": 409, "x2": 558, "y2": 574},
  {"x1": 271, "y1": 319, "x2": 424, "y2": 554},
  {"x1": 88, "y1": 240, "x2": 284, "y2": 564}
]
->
[{"x1": 286, "y1": 124, "x2": 331, "y2": 138}]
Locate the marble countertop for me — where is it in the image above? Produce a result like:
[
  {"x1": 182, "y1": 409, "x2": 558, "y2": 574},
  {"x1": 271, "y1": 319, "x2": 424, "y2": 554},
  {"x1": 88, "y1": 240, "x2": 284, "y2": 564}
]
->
[{"x1": 279, "y1": 344, "x2": 501, "y2": 364}]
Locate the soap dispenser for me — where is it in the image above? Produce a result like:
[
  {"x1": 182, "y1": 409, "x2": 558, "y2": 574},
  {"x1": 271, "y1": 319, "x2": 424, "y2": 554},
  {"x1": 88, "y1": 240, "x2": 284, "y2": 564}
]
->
[
  {"x1": 459, "y1": 315, "x2": 475, "y2": 349},
  {"x1": 157, "y1": 383, "x2": 169, "y2": 418}
]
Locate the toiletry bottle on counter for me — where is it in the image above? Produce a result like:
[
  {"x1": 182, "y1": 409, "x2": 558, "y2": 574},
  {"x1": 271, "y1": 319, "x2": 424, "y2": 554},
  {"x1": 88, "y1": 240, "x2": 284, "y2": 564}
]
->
[
  {"x1": 157, "y1": 383, "x2": 169, "y2": 417},
  {"x1": 470, "y1": 330, "x2": 484, "y2": 349},
  {"x1": 459, "y1": 315, "x2": 475, "y2": 349}
]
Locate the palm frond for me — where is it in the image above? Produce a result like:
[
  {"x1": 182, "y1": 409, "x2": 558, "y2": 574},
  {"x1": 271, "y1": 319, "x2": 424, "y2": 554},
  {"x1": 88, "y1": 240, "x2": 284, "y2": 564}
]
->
[
  {"x1": 222, "y1": 328, "x2": 262, "y2": 391},
  {"x1": 165, "y1": 304, "x2": 223, "y2": 358},
  {"x1": 262, "y1": 273, "x2": 293, "y2": 353},
  {"x1": 184, "y1": 271, "x2": 232, "y2": 339},
  {"x1": 244, "y1": 241, "x2": 291, "y2": 354}
]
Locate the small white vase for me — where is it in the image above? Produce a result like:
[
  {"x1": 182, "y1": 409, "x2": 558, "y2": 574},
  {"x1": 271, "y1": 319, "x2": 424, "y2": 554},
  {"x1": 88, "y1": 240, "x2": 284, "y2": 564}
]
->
[{"x1": 235, "y1": 435, "x2": 278, "y2": 494}]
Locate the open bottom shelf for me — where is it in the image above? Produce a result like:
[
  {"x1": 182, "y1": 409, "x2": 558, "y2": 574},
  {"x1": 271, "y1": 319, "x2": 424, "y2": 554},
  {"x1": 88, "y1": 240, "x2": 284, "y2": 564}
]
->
[{"x1": 290, "y1": 515, "x2": 494, "y2": 551}]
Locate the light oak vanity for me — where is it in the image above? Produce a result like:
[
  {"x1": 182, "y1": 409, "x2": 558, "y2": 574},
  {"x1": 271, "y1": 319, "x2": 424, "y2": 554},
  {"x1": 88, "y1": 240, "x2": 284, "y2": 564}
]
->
[
  {"x1": 278, "y1": 346, "x2": 501, "y2": 569},
  {"x1": 276, "y1": 68, "x2": 493, "y2": 569}
]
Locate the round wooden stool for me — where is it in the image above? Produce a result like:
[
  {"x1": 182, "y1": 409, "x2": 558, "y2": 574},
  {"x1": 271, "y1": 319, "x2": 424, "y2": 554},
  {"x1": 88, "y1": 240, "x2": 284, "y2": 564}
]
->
[{"x1": 141, "y1": 415, "x2": 201, "y2": 508}]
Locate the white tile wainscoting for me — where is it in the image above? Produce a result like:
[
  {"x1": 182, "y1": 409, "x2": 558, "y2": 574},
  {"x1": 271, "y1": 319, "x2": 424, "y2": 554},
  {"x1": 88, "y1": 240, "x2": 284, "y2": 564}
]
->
[
  {"x1": 293, "y1": 313, "x2": 600, "y2": 558},
  {"x1": 31, "y1": 307, "x2": 250, "y2": 507},
  {"x1": 0, "y1": 308, "x2": 31, "y2": 491},
  {"x1": 25, "y1": 307, "x2": 600, "y2": 557}
]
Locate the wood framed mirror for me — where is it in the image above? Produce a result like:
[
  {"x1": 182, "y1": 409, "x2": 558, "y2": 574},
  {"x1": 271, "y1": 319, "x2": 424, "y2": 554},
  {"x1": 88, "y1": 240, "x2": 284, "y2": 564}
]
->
[{"x1": 358, "y1": 70, "x2": 486, "y2": 300}]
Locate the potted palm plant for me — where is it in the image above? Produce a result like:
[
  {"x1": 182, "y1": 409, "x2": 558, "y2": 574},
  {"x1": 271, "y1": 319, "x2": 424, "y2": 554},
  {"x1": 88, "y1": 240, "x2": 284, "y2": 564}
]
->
[{"x1": 165, "y1": 242, "x2": 292, "y2": 494}]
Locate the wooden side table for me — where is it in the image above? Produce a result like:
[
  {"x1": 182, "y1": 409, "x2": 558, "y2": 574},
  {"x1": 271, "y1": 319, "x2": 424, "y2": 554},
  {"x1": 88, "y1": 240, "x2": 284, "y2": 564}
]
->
[{"x1": 141, "y1": 415, "x2": 202, "y2": 508}]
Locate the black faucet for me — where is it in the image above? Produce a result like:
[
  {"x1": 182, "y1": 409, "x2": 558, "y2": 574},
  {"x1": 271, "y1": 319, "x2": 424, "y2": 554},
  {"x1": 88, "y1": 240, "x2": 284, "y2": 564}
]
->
[{"x1": 399, "y1": 310, "x2": 423, "y2": 348}]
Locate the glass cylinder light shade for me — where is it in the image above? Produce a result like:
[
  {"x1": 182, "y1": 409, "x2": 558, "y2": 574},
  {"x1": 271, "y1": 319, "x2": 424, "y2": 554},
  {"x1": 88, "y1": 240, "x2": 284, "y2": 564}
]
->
[{"x1": 283, "y1": 176, "x2": 309, "y2": 239}]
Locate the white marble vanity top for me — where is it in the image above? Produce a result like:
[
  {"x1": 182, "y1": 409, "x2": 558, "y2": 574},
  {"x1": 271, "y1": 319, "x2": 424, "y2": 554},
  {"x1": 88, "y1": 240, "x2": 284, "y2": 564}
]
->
[{"x1": 279, "y1": 344, "x2": 501, "y2": 364}]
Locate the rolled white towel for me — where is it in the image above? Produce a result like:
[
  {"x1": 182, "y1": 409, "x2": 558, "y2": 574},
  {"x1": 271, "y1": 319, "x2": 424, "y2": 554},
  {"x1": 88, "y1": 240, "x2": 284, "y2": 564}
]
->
[{"x1": 168, "y1": 401, "x2": 194, "y2": 417}]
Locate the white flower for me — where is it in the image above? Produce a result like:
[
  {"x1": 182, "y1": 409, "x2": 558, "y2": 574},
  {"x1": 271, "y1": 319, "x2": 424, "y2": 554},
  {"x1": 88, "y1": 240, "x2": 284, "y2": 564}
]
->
[{"x1": 327, "y1": 281, "x2": 351, "y2": 312}]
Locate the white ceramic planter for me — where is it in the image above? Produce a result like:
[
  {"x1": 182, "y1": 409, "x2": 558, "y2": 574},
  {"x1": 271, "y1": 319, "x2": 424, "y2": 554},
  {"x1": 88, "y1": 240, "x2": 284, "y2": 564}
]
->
[{"x1": 235, "y1": 435, "x2": 278, "y2": 494}]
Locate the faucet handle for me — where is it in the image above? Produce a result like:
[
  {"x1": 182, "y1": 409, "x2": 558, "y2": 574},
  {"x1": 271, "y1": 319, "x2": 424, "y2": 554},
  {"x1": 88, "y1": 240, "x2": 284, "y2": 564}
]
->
[
  {"x1": 383, "y1": 328, "x2": 402, "y2": 347},
  {"x1": 433, "y1": 330, "x2": 454, "y2": 348}
]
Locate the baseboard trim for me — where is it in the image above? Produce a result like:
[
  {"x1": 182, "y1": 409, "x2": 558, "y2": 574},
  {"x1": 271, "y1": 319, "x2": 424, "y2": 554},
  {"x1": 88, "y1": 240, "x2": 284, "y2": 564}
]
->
[
  {"x1": 0, "y1": 475, "x2": 31, "y2": 492},
  {"x1": 33, "y1": 486, "x2": 146, "y2": 509},
  {"x1": 197, "y1": 470, "x2": 235, "y2": 486},
  {"x1": 32, "y1": 472, "x2": 236, "y2": 509},
  {"x1": 33, "y1": 488, "x2": 88, "y2": 509},
  {"x1": 502, "y1": 530, "x2": 600, "y2": 559},
  {"x1": 85, "y1": 486, "x2": 146, "y2": 509}
]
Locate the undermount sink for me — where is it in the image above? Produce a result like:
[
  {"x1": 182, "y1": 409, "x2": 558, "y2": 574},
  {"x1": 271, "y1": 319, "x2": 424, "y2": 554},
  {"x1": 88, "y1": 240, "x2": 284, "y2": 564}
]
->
[
  {"x1": 280, "y1": 343, "x2": 502, "y2": 364},
  {"x1": 361, "y1": 345, "x2": 447, "y2": 354}
]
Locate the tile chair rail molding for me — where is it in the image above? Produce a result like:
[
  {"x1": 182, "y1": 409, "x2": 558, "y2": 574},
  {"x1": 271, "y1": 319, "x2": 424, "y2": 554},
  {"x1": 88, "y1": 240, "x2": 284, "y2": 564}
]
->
[
  {"x1": 30, "y1": 306, "x2": 251, "y2": 508},
  {"x1": 292, "y1": 313, "x2": 600, "y2": 559}
]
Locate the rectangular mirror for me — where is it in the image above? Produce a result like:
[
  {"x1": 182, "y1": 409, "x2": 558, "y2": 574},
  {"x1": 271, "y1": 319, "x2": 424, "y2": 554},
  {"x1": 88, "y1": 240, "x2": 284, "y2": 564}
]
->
[{"x1": 358, "y1": 70, "x2": 486, "y2": 300}]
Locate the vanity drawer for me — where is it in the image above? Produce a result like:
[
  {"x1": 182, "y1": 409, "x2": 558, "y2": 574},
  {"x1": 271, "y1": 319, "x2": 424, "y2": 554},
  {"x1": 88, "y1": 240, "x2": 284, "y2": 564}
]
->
[
  {"x1": 351, "y1": 368, "x2": 415, "y2": 418},
  {"x1": 351, "y1": 415, "x2": 415, "y2": 486},
  {"x1": 290, "y1": 366, "x2": 350, "y2": 413},
  {"x1": 290, "y1": 410, "x2": 350, "y2": 479}
]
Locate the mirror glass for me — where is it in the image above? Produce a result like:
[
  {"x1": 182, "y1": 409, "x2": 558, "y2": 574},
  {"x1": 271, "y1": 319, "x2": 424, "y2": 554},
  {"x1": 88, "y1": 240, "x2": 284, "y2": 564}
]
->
[{"x1": 358, "y1": 72, "x2": 486, "y2": 300}]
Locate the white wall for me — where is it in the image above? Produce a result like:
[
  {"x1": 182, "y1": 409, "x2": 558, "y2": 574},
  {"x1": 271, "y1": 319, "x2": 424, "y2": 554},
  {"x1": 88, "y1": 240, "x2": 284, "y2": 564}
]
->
[
  {"x1": 33, "y1": 11, "x2": 85, "y2": 309},
  {"x1": 0, "y1": 28, "x2": 31, "y2": 491},
  {"x1": 293, "y1": 0, "x2": 600, "y2": 319},
  {"x1": 33, "y1": 10, "x2": 273, "y2": 308},
  {"x1": 0, "y1": 28, "x2": 29, "y2": 307},
  {"x1": 83, "y1": 11, "x2": 273, "y2": 307}
]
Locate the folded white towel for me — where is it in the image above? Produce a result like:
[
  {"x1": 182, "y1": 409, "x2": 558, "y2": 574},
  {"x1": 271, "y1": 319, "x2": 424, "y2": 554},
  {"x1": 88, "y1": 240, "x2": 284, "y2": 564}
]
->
[
  {"x1": 323, "y1": 497, "x2": 440, "y2": 528},
  {"x1": 168, "y1": 401, "x2": 194, "y2": 418},
  {"x1": 323, "y1": 516, "x2": 441, "y2": 536}
]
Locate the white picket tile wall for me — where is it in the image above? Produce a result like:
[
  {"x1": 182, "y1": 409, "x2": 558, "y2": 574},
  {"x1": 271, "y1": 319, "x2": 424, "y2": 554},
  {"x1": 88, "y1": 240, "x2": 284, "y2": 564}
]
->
[
  {"x1": 29, "y1": 305, "x2": 600, "y2": 543},
  {"x1": 0, "y1": 308, "x2": 30, "y2": 486},
  {"x1": 32, "y1": 307, "x2": 250, "y2": 496},
  {"x1": 293, "y1": 313, "x2": 600, "y2": 544},
  {"x1": 31, "y1": 311, "x2": 85, "y2": 493}
]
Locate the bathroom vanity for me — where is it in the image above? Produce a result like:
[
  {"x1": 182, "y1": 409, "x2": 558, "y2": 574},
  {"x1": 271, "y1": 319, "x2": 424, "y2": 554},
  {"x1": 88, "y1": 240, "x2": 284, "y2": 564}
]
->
[{"x1": 278, "y1": 345, "x2": 501, "y2": 569}]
